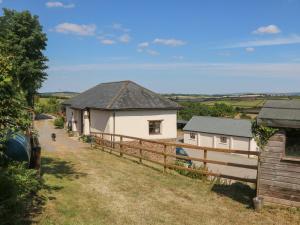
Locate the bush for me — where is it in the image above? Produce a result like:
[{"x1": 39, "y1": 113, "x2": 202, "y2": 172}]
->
[
  {"x1": 79, "y1": 135, "x2": 93, "y2": 143},
  {"x1": 54, "y1": 116, "x2": 64, "y2": 129},
  {"x1": 0, "y1": 162, "x2": 42, "y2": 224},
  {"x1": 174, "y1": 160, "x2": 208, "y2": 180}
]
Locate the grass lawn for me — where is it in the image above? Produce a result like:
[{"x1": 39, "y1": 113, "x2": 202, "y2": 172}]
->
[{"x1": 30, "y1": 147, "x2": 300, "y2": 225}]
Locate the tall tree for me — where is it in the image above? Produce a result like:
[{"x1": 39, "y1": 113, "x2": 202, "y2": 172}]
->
[
  {"x1": 0, "y1": 8, "x2": 48, "y2": 107},
  {"x1": 0, "y1": 55, "x2": 30, "y2": 153}
]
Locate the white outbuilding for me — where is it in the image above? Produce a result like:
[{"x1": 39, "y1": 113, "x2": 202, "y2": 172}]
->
[
  {"x1": 183, "y1": 116, "x2": 258, "y2": 152},
  {"x1": 62, "y1": 80, "x2": 181, "y2": 140}
]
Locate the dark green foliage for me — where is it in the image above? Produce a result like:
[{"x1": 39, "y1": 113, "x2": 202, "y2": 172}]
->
[
  {"x1": 179, "y1": 102, "x2": 237, "y2": 121},
  {"x1": 251, "y1": 121, "x2": 278, "y2": 149},
  {"x1": 79, "y1": 135, "x2": 93, "y2": 143},
  {"x1": 54, "y1": 116, "x2": 65, "y2": 129},
  {"x1": 0, "y1": 162, "x2": 43, "y2": 225},
  {"x1": 0, "y1": 8, "x2": 48, "y2": 107},
  {"x1": 0, "y1": 55, "x2": 31, "y2": 151},
  {"x1": 35, "y1": 97, "x2": 61, "y2": 114}
]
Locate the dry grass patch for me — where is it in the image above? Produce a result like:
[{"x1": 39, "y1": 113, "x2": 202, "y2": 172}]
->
[{"x1": 32, "y1": 147, "x2": 300, "y2": 225}]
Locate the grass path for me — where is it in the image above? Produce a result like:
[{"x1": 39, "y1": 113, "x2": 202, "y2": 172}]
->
[{"x1": 33, "y1": 119, "x2": 300, "y2": 225}]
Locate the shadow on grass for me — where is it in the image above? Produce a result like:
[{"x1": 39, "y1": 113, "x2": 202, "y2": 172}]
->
[
  {"x1": 0, "y1": 157, "x2": 87, "y2": 225},
  {"x1": 211, "y1": 182, "x2": 255, "y2": 208},
  {"x1": 41, "y1": 156, "x2": 87, "y2": 180}
]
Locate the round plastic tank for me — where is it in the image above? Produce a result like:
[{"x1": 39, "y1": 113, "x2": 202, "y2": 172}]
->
[{"x1": 5, "y1": 133, "x2": 31, "y2": 162}]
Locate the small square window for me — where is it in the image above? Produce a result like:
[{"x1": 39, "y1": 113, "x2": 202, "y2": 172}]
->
[
  {"x1": 190, "y1": 133, "x2": 196, "y2": 139},
  {"x1": 220, "y1": 136, "x2": 227, "y2": 143},
  {"x1": 149, "y1": 120, "x2": 162, "y2": 135}
]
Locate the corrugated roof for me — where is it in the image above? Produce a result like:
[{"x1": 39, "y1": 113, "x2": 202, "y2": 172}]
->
[
  {"x1": 257, "y1": 100, "x2": 300, "y2": 128},
  {"x1": 62, "y1": 80, "x2": 181, "y2": 110},
  {"x1": 183, "y1": 116, "x2": 253, "y2": 138}
]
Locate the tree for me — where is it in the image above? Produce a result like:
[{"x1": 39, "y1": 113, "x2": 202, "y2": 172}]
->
[
  {"x1": 0, "y1": 55, "x2": 30, "y2": 154},
  {"x1": 0, "y1": 8, "x2": 48, "y2": 107}
]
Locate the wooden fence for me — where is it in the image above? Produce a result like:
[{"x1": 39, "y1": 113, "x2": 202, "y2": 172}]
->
[{"x1": 90, "y1": 132, "x2": 259, "y2": 184}]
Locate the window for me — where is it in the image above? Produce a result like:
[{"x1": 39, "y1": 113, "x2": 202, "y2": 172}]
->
[
  {"x1": 149, "y1": 120, "x2": 162, "y2": 135},
  {"x1": 220, "y1": 136, "x2": 227, "y2": 143},
  {"x1": 285, "y1": 129, "x2": 300, "y2": 158},
  {"x1": 190, "y1": 133, "x2": 196, "y2": 139}
]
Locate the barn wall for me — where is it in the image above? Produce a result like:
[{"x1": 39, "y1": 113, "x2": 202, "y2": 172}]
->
[{"x1": 258, "y1": 131, "x2": 300, "y2": 207}]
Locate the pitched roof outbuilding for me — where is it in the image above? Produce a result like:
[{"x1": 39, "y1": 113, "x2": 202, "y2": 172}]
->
[
  {"x1": 62, "y1": 80, "x2": 181, "y2": 110},
  {"x1": 183, "y1": 116, "x2": 253, "y2": 138},
  {"x1": 257, "y1": 100, "x2": 300, "y2": 128}
]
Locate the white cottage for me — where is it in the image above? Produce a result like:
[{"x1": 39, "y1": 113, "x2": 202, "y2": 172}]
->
[
  {"x1": 183, "y1": 116, "x2": 258, "y2": 152},
  {"x1": 62, "y1": 80, "x2": 181, "y2": 140}
]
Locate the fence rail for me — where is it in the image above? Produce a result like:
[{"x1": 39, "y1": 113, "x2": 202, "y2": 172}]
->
[{"x1": 90, "y1": 131, "x2": 258, "y2": 184}]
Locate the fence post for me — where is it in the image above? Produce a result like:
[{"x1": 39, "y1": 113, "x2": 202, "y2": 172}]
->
[
  {"x1": 163, "y1": 144, "x2": 167, "y2": 173},
  {"x1": 101, "y1": 133, "x2": 104, "y2": 151},
  {"x1": 139, "y1": 140, "x2": 142, "y2": 164},
  {"x1": 203, "y1": 149, "x2": 207, "y2": 170},
  {"x1": 120, "y1": 136, "x2": 123, "y2": 157}
]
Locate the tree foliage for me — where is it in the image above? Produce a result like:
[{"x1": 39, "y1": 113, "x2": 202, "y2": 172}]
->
[
  {"x1": 179, "y1": 102, "x2": 237, "y2": 121},
  {"x1": 0, "y1": 55, "x2": 30, "y2": 152},
  {"x1": 0, "y1": 8, "x2": 48, "y2": 107},
  {"x1": 251, "y1": 121, "x2": 278, "y2": 149}
]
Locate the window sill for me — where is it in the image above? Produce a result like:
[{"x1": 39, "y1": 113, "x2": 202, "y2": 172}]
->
[
  {"x1": 281, "y1": 157, "x2": 300, "y2": 163},
  {"x1": 149, "y1": 133, "x2": 161, "y2": 136}
]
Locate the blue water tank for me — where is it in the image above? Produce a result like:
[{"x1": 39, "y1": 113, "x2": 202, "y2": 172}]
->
[{"x1": 5, "y1": 133, "x2": 31, "y2": 162}]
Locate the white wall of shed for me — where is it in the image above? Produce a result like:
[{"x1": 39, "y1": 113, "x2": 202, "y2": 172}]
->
[{"x1": 184, "y1": 131, "x2": 258, "y2": 151}]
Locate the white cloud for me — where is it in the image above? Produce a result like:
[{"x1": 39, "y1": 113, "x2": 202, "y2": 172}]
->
[
  {"x1": 222, "y1": 35, "x2": 300, "y2": 48},
  {"x1": 253, "y1": 25, "x2": 281, "y2": 34},
  {"x1": 112, "y1": 23, "x2": 130, "y2": 32},
  {"x1": 245, "y1": 47, "x2": 255, "y2": 52},
  {"x1": 0, "y1": 0, "x2": 3, "y2": 4},
  {"x1": 119, "y1": 34, "x2": 131, "y2": 43},
  {"x1": 138, "y1": 42, "x2": 149, "y2": 48},
  {"x1": 46, "y1": 1, "x2": 75, "y2": 8},
  {"x1": 54, "y1": 23, "x2": 96, "y2": 36},
  {"x1": 153, "y1": 38, "x2": 186, "y2": 47},
  {"x1": 100, "y1": 39, "x2": 116, "y2": 45},
  {"x1": 146, "y1": 49, "x2": 160, "y2": 56}
]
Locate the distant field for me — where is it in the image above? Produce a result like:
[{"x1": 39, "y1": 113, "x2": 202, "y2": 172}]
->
[
  {"x1": 38, "y1": 97, "x2": 66, "y2": 104},
  {"x1": 202, "y1": 99, "x2": 266, "y2": 108},
  {"x1": 38, "y1": 92, "x2": 78, "y2": 99}
]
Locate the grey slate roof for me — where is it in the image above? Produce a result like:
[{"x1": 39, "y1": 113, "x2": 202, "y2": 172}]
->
[
  {"x1": 257, "y1": 100, "x2": 300, "y2": 128},
  {"x1": 62, "y1": 80, "x2": 181, "y2": 110},
  {"x1": 183, "y1": 116, "x2": 253, "y2": 138}
]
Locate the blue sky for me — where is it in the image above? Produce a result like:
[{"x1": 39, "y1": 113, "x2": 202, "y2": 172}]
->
[{"x1": 1, "y1": 0, "x2": 300, "y2": 94}]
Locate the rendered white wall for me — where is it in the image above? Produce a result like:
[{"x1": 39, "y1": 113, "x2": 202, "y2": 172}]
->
[
  {"x1": 114, "y1": 110, "x2": 177, "y2": 139},
  {"x1": 89, "y1": 109, "x2": 112, "y2": 133},
  {"x1": 199, "y1": 133, "x2": 215, "y2": 147}
]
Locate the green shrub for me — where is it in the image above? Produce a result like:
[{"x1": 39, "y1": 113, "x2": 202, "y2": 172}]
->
[
  {"x1": 79, "y1": 135, "x2": 93, "y2": 143},
  {"x1": 0, "y1": 162, "x2": 43, "y2": 224},
  {"x1": 54, "y1": 116, "x2": 64, "y2": 129},
  {"x1": 174, "y1": 160, "x2": 208, "y2": 180}
]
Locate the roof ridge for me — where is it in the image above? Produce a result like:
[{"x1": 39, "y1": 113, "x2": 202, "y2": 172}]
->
[
  {"x1": 192, "y1": 115, "x2": 251, "y2": 122},
  {"x1": 106, "y1": 81, "x2": 130, "y2": 109}
]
